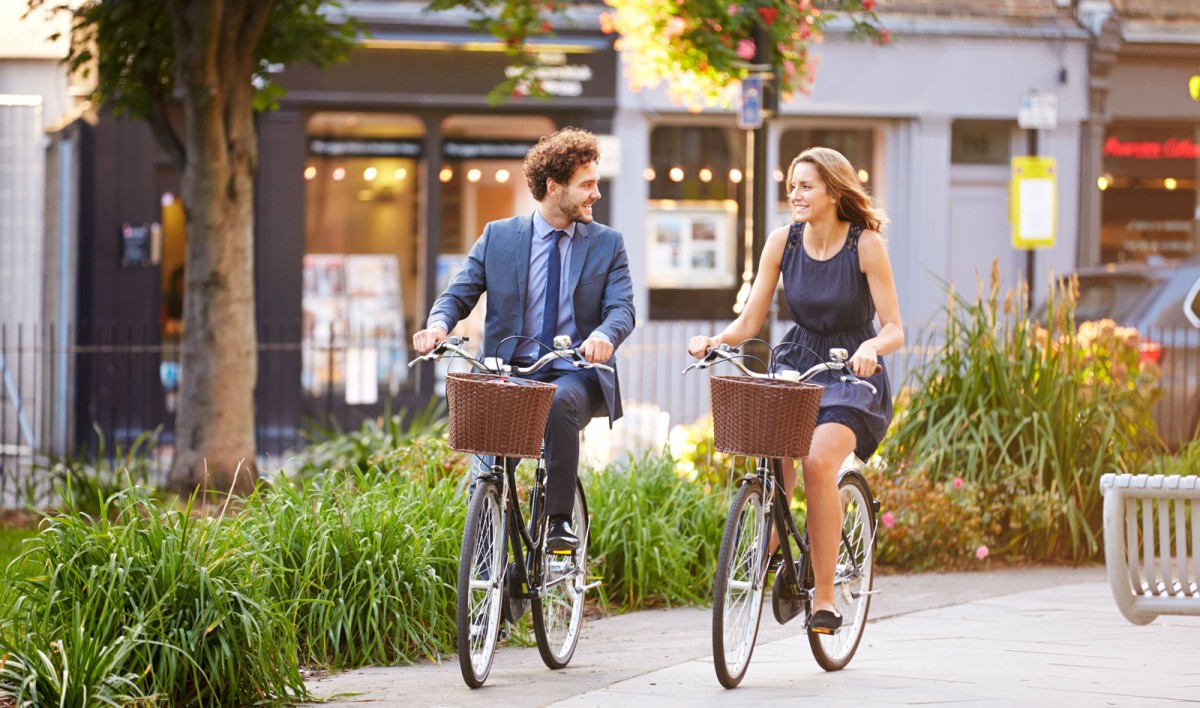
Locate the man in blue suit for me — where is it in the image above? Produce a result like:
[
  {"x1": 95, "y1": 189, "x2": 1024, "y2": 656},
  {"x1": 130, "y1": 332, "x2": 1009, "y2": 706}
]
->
[{"x1": 413, "y1": 127, "x2": 636, "y2": 552}]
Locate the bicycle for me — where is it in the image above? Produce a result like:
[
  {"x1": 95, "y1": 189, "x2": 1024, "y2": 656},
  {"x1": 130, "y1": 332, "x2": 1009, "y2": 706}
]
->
[
  {"x1": 683, "y1": 343, "x2": 881, "y2": 688},
  {"x1": 409, "y1": 335, "x2": 609, "y2": 688}
]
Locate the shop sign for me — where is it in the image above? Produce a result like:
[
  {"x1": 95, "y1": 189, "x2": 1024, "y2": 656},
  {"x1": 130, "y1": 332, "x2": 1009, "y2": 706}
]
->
[
  {"x1": 443, "y1": 141, "x2": 536, "y2": 160},
  {"x1": 120, "y1": 222, "x2": 157, "y2": 267},
  {"x1": 505, "y1": 52, "x2": 594, "y2": 97},
  {"x1": 1103, "y1": 137, "x2": 1200, "y2": 160},
  {"x1": 308, "y1": 138, "x2": 423, "y2": 158}
]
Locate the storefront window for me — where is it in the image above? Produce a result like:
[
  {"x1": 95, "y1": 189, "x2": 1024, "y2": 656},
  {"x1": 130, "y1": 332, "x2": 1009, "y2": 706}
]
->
[
  {"x1": 1100, "y1": 123, "x2": 1200, "y2": 263},
  {"x1": 303, "y1": 111, "x2": 424, "y2": 404},
  {"x1": 646, "y1": 125, "x2": 744, "y2": 288}
]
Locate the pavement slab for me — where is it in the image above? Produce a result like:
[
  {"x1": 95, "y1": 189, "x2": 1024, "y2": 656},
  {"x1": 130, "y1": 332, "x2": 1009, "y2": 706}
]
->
[{"x1": 305, "y1": 566, "x2": 1175, "y2": 707}]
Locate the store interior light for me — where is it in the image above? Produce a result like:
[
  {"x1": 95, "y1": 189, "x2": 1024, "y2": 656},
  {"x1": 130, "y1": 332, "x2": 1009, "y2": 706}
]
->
[
  {"x1": 467, "y1": 168, "x2": 482, "y2": 183},
  {"x1": 363, "y1": 166, "x2": 377, "y2": 181},
  {"x1": 858, "y1": 169, "x2": 869, "y2": 183},
  {"x1": 729, "y1": 168, "x2": 743, "y2": 184},
  {"x1": 1165, "y1": 177, "x2": 1178, "y2": 191},
  {"x1": 439, "y1": 167, "x2": 454, "y2": 183},
  {"x1": 394, "y1": 167, "x2": 407, "y2": 181},
  {"x1": 161, "y1": 192, "x2": 175, "y2": 207},
  {"x1": 669, "y1": 167, "x2": 684, "y2": 182},
  {"x1": 698, "y1": 167, "x2": 713, "y2": 183},
  {"x1": 1097, "y1": 176, "x2": 1108, "y2": 191},
  {"x1": 333, "y1": 167, "x2": 346, "y2": 181},
  {"x1": 772, "y1": 169, "x2": 784, "y2": 182},
  {"x1": 304, "y1": 166, "x2": 317, "y2": 181},
  {"x1": 495, "y1": 168, "x2": 510, "y2": 183},
  {"x1": 643, "y1": 167, "x2": 656, "y2": 181}
]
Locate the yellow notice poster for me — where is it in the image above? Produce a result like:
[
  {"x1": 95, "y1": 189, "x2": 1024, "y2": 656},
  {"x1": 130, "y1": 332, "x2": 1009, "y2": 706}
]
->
[{"x1": 1011, "y1": 156, "x2": 1057, "y2": 249}]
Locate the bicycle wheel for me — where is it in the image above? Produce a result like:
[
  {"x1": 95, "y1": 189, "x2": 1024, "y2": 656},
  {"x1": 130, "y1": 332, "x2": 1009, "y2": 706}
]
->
[
  {"x1": 808, "y1": 468, "x2": 876, "y2": 671},
  {"x1": 457, "y1": 477, "x2": 507, "y2": 688},
  {"x1": 712, "y1": 477, "x2": 769, "y2": 688},
  {"x1": 532, "y1": 479, "x2": 589, "y2": 669}
]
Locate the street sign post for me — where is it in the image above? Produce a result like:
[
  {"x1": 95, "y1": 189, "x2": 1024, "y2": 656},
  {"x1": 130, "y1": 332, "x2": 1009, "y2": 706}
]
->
[
  {"x1": 738, "y1": 75, "x2": 763, "y2": 130},
  {"x1": 1018, "y1": 91, "x2": 1058, "y2": 131}
]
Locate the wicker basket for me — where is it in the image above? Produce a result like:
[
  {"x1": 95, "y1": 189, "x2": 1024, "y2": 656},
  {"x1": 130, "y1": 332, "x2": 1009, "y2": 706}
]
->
[
  {"x1": 710, "y1": 375, "x2": 824, "y2": 459},
  {"x1": 446, "y1": 373, "x2": 557, "y2": 458}
]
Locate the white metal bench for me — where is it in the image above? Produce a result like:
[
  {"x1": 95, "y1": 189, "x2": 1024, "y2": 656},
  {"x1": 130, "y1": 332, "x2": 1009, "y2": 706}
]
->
[{"x1": 1100, "y1": 473, "x2": 1200, "y2": 624}]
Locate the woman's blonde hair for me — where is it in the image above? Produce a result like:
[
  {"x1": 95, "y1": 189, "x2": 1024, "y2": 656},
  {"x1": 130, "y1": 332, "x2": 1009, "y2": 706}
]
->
[{"x1": 787, "y1": 146, "x2": 889, "y2": 233}]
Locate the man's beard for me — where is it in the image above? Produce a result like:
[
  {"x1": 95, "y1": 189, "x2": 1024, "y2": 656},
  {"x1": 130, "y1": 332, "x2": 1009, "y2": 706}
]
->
[{"x1": 558, "y1": 193, "x2": 593, "y2": 224}]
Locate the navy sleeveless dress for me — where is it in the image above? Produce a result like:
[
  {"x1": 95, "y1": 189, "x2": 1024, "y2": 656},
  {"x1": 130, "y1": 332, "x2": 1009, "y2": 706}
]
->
[{"x1": 771, "y1": 222, "x2": 893, "y2": 460}]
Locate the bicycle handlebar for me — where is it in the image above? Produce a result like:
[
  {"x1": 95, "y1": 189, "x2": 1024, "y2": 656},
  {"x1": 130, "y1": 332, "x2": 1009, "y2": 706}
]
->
[
  {"x1": 682, "y1": 344, "x2": 879, "y2": 395},
  {"x1": 408, "y1": 335, "x2": 616, "y2": 375}
]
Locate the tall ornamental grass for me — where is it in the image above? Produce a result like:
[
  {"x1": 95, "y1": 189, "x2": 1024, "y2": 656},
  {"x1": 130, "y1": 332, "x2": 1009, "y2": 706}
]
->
[
  {"x1": 587, "y1": 451, "x2": 727, "y2": 610},
  {"x1": 0, "y1": 487, "x2": 305, "y2": 706},
  {"x1": 241, "y1": 463, "x2": 464, "y2": 669},
  {"x1": 881, "y1": 264, "x2": 1159, "y2": 560}
]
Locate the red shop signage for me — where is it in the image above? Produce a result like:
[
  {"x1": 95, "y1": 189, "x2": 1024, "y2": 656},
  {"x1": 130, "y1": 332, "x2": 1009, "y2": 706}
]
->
[{"x1": 1104, "y1": 136, "x2": 1200, "y2": 159}]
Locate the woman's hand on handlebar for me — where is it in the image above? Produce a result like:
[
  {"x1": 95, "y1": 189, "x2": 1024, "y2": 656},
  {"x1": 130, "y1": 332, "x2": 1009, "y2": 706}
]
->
[
  {"x1": 849, "y1": 342, "x2": 881, "y2": 378},
  {"x1": 688, "y1": 335, "x2": 719, "y2": 360}
]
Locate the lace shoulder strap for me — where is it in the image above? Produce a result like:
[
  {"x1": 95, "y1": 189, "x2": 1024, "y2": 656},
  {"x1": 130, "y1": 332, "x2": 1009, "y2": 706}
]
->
[{"x1": 846, "y1": 223, "x2": 864, "y2": 252}]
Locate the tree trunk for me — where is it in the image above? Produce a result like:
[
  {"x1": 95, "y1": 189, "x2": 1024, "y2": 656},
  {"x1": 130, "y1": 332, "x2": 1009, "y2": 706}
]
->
[{"x1": 166, "y1": 0, "x2": 272, "y2": 497}]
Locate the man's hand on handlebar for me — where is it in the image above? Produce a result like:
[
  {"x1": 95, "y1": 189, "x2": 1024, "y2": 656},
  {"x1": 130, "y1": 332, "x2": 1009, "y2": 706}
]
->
[
  {"x1": 412, "y1": 325, "x2": 448, "y2": 355},
  {"x1": 579, "y1": 336, "x2": 614, "y2": 365}
]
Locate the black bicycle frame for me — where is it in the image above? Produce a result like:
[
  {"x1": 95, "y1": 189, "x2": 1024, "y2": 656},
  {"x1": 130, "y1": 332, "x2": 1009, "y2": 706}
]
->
[
  {"x1": 493, "y1": 456, "x2": 546, "y2": 604},
  {"x1": 758, "y1": 457, "x2": 814, "y2": 599}
]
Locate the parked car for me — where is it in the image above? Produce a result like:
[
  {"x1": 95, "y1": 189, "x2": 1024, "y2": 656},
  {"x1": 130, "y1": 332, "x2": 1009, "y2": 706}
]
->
[{"x1": 1043, "y1": 260, "x2": 1200, "y2": 450}]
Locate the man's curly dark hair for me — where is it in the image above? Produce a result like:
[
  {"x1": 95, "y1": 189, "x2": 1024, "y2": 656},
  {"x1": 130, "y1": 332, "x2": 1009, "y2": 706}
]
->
[{"x1": 523, "y1": 127, "x2": 600, "y2": 201}]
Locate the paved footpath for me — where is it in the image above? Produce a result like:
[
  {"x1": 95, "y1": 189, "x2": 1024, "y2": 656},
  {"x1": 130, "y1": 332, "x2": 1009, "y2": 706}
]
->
[{"x1": 305, "y1": 566, "x2": 1200, "y2": 706}]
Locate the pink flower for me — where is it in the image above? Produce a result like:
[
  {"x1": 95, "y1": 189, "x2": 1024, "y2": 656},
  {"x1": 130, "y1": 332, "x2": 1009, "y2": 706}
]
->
[
  {"x1": 727, "y1": 4, "x2": 741, "y2": 15},
  {"x1": 881, "y1": 511, "x2": 895, "y2": 529},
  {"x1": 664, "y1": 16, "x2": 686, "y2": 38},
  {"x1": 736, "y1": 39, "x2": 756, "y2": 60},
  {"x1": 953, "y1": 477, "x2": 963, "y2": 489},
  {"x1": 975, "y1": 545, "x2": 990, "y2": 560}
]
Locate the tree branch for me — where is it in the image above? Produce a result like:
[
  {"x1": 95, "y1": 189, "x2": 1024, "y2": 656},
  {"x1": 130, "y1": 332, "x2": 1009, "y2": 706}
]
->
[{"x1": 146, "y1": 99, "x2": 187, "y2": 168}]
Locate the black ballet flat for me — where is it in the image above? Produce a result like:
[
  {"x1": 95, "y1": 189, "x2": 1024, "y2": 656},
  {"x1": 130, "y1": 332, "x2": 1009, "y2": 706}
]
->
[{"x1": 807, "y1": 609, "x2": 843, "y2": 635}]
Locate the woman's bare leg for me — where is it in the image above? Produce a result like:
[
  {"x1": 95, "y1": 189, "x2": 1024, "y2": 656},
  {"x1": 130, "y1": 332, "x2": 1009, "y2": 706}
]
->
[
  {"x1": 769, "y1": 457, "x2": 799, "y2": 556},
  {"x1": 801, "y1": 423, "x2": 856, "y2": 615}
]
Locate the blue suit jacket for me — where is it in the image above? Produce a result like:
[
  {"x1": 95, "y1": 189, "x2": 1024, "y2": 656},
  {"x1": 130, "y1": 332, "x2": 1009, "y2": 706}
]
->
[{"x1": 428, "y1": 214, "x2": 636, "y2": 423}]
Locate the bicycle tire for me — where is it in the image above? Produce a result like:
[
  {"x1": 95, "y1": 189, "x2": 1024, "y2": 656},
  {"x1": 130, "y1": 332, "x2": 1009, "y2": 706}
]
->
[
  {"x1": 457, "y1": 477, "x2": 507, "y2": 688},
  {"x1": 532, "y1": 479, "x2": 589, "y2": 669},
  {"x1": 808, "y1": 468, "x2": 877, "y2": 671},
  {"x1": 712, "y1": 477, "x2": 769, "y2": 688}
]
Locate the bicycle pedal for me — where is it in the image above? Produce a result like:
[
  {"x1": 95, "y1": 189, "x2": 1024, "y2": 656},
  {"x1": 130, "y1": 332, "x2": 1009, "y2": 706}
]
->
[
  {"x1": 807, "y1": 625, "x2": 837, "y2": 636},
  {"x1": 549, "y1": 549, "x2": 573, "y2": 555}
]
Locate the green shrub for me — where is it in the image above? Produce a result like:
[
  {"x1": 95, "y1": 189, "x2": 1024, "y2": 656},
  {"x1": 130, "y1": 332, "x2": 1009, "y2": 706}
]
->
[
  {"x1": 872, "y1": 468, "x2": 1062, "y2": 570},
  {"x1": 0, "y1": 487, "x2": 306, "y2": 706},
  {"x1": 587, "y1": 451, "x2": 727, "y2": 610},
  {"x1": 881, "y1": 266, "x2": 1159, "y2": 560},
  {"x1": 288, "y1": 400, "x2": 449, "y2": 480},
  {"x1": 242, "y1": 463, "x2": 464, "y2": 668}
]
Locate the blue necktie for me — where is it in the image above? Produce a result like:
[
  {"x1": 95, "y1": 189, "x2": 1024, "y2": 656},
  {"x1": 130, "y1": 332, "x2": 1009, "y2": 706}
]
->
[{"x1": 538, "y1": 230, "x2": 568, "y2": 354}]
